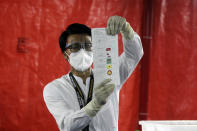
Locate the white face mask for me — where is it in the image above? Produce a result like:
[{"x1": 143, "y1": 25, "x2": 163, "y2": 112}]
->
[{"x1": 66, "y1": 49, "x2": 93, "y2": 71}]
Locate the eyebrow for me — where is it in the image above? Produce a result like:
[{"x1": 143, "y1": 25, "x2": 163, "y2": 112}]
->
[{"x1": 69, "y1": 41, "x2": 92, "y2": 44}]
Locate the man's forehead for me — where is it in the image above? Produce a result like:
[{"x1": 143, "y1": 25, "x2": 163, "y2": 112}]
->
[{"x1": 67, "y1": 34, "x2": 91, "y2": 43}]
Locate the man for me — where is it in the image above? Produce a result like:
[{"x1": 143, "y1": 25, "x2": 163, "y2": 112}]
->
[{"x1": 43, "y1": 16, "x2": 143, "y2": 131}]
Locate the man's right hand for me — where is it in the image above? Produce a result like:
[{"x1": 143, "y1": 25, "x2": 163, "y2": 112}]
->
[
  {"x1": 94, "y1": 79, "x2": 115, "y2": 105},
  {"x1": 83, "y1": 79, "x2": 115, "y2": 117}
]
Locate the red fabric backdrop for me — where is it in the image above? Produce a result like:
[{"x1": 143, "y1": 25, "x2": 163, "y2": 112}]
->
[
  {"x1": 146, "y1": 0, "x2": 197, "y2": 120},
  {"x1": 0, "y1": 0, "x2": 197, "y2": 131}
]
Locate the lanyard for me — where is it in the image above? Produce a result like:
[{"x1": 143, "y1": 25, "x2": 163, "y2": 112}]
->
[
  {"x1": 69, "y1": 72, "x2": 94, "y2": 108},
  {"x1": 69, "y1": 72, "x2": 94, "y2": 131}
]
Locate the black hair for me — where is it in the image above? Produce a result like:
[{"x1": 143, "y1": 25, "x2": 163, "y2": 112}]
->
[{"x1": 59, "y1": 23, "x2": 91, "y2": 53}]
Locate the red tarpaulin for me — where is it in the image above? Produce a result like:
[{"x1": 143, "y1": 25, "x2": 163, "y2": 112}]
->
[
  {"x1": 146, "y1": 0, "x2": 197, "y2": 120},
  {"x1": 0, "y1": 0, "x2": 197, "y2": 131}
]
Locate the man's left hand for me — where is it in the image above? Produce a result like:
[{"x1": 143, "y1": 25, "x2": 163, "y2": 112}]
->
[{"x1": 106, "y1": 15, "x2": 135, "y2": 40}]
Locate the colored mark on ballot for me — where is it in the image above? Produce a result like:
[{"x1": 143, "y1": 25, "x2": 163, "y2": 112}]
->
[
  {"x1": 107, "y1": 70, "x2": 112, "y2": 75},
  {"x1": 107, "y1": 58, "x2": 112, "y2": 64},
  {"x1": 107, "y1": 65, "x2": 112, "y2": 69}
]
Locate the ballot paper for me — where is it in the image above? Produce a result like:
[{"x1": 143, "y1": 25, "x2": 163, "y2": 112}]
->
[{"x1": 92, "y1": 28, "x2": 120, "y2": 86}]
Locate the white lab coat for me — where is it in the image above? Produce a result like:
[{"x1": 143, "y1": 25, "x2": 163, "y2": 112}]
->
[{"x1": 43, "y1": 33, "x2": 144, "y2": 131}]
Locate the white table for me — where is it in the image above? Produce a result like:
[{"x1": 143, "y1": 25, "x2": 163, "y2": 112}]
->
[{"x1": 139, "y1": 120, "x2": 197, "y2": 131}]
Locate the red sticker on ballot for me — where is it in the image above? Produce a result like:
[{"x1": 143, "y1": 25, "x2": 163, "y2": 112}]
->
[{"x1": 106, "y1": 48, "x2": 111, "y2": 51}]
